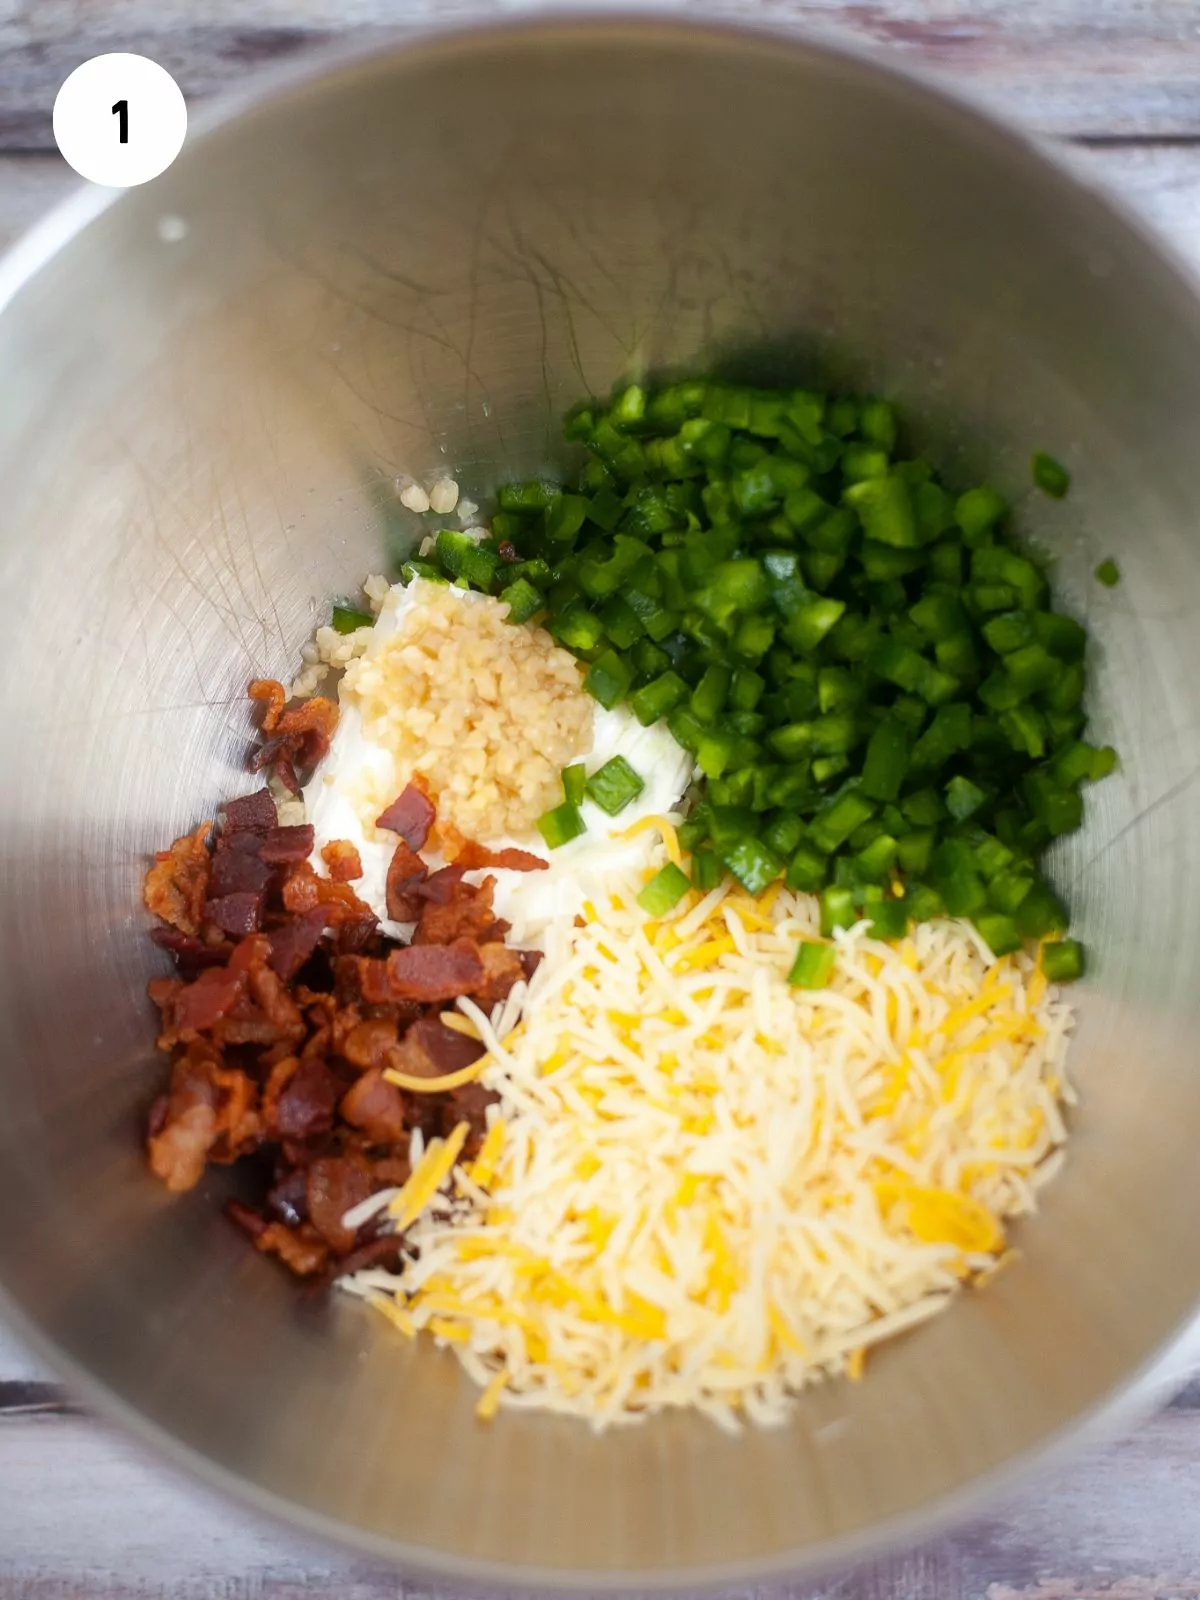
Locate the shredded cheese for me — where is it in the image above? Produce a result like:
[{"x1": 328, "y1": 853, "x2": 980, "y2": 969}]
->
[
  {"x1": 346, "y1": 849, "x2": 1076, "y2": 1432},
  {"x1": 388, "y1": 1121, "x2": 472, "y2": 1232},
  {"x1": 383, "y1": 1061, "x2": 486, "y2": 1094}
]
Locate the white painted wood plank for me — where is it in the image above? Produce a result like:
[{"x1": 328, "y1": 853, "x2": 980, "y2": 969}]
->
[
  {"x1": 4, "y1": 1407, "x2": 1200, "y2": 1597},
  {"x1": 0, "y1": 0, "x2": 1196, "y2": 145},
  {"x1": 1064, "y1": 141, "x2": 1200, "y2": 280}
]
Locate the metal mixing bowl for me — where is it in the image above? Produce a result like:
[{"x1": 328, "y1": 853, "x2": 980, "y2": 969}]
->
[{"x1": 2, "y1": 12, "x2": 1199, "y2": 1589}]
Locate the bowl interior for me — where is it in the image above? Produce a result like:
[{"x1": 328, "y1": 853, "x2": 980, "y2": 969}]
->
[{"x1": 2, "y1": 18, "x2": 1200, "y2": 1586}]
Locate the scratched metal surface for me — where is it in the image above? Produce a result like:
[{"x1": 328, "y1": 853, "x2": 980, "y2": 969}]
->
[{"x1": 3, "y1": 4, "x2": 1200, "y2": 1596}]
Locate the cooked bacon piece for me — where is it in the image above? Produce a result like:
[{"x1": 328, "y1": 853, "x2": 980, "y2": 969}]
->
[
  {"x1": 254, "y1": 689, "x2": 338, "y2": 747},
  {"x1": 254, "y1": 1220, "x2": 329, "y2": 1277},
  {"x1": 385, "y1": 839, "x2": 426, "y2": 921},
  {"x1": 369, "y1": 1152, "x2": 412, "y2": 1187},
  {"x1": 208, "y1": 845, "x2": 272, "y2": 900},
  {"x1": 332, "y1": 956, "x2": 368, "y2": 1007},
  {"x1": 473, "y1": 942, "x2": 527, "y2": 1006},
  {"x1": 147, "y1": 1044, "x2": 261, "y2": 1192},
  {"x1": 282, "y1": 860, "x2": 374, "y2": 923},
  {"x1": 443, "y1": 1081, "x2": 499, "y2": 1155},
  {"x1": 257, "y1": 825, "x2": 316, "y2": 864},
  {"x1": 267, "y1": 907, "x2": 329, "y2": 980},
  {"x1": 248, "y1": 681, "x2": 339, "y2": 792},
  {"x1": 519, "y1": 949, "x2": 543, "y2": 983},
  {"x1": 414, "y1": 865, "x2": 467, "y2": 904},
  {"x1": 277, "y1": 694, "x2": 339, "y2": 746},
  {"x1": 143, "y1": 821, "x2": 212, "y2": 936},
  {"x1": 227, "y1": 1199, "x2": 268, "y2": 1239},
  {"x1": 448, "y1": 840, "x2": 549, "y2": 873},
  {"x1": 328, "y1": 1232, "x2": 405, "y2": 1280},
  {"x1": 380, "y1": 939, "x2": 486, "y2": 1003},
  {"x1": 247, "y1": 954, "x2": 305, "y2": 1041},
  {"x1": 227, "y1": 932, "x2": 273, "y2": 975},
  {"x1": 321, "y1": 839, "x2": 363, "y2": 882},
  {"x1": 413, "y1": 879, "x2": 508, "y2": 947},
  {"x1": 262, "y1": 1055, "x2": 342, "y2": 1141},
  {"x1": 376, "y1": 783, "x2": 436, "y2": 852},
  {"x1": 306, "y1": 1155, "x2": 372, "y2": 1254},
  {"x1": 211, "y1": 1012, "x2": 290, "y2": 1049},
  {"x1": 220, "y1": 788, "x2": 278, "y2": 833},
  {"x1": 265, "y1": 1166, "x2": 308, "y2": 1227},
  {"x1": 153, "y1": 964, "x2": 247, "y2": 1044},
  {"x1": 339, "y1": 1016, "x2": 400, "y2": 1072},
  {"x1": 265, "y1": 752, "x2": 302, "y2": 796},
  {"x1": 389, "y1": 1015, "x2": 485, "y2": 1080},
  {"x1": 205, "y1": 891, "x2": 264, "y2": 936},
  {"x1": 355, "y1": 958, "x2": 394, "y2": 1005},
  {"x1": 330, "y1": 915, "x2": 379, "y2": 955},
  {"x1": 150, "y1": 927, "x2": 228, "y2": 976},
  {"x1": 247, "y1": 679, "x2": 287, "y2": 733},
  {"x1": 340, "y1": 1067, "x2": 408, "y2": 1145}
]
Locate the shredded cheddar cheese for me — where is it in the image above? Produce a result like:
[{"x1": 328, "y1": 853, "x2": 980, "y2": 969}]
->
[
  {"x1": 384, "y1": 1061, "x2": 487, "y2": 1094},
  {"x1": 346, "y1": 846, "x2": 1076, "y2": 1434}
]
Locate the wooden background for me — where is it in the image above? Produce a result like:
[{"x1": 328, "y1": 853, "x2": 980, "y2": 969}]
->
[{"x1": 3, "y1": 2, "x2": 1200, "y2": 1595}]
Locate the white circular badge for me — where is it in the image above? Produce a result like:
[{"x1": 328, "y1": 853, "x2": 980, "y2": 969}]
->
[{"x1": 53, "y1": 54, "x2": 187, "y2": 188}]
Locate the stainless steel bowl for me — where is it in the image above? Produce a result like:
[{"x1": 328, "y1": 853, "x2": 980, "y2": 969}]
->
[{"x1": 2, "y1": 13, "x2": 1199, "y2": 1589}]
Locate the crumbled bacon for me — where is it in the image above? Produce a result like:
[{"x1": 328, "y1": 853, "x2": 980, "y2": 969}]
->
[
  {"x1": 265, "y1": 1166, "x2": 308, "y2": 1227},
  {"x1": 205, "y1": 891, "x2": 264, "y2": 936},
  {"x1": 414, "y1": 865, "x2": 467, "y2": 904},
  {"x1": 443, "y1": 1080, "x2": 499, "y2": 1155},
  {"x1": 149, "y1": 927, "x2": 228, "y2": 976},
  {"x1": 247, "y1": 680, "x2": 339, "y2": 793},
  {"x1": 227, "y1": 1199, "x2": 269, "y2": 1239},
  {"x1": 473, "y1": 942, "x2": 527, "y2": 1006},
  {"x1": 246, "y1": 679, "x2": 287, "y2": 734},
  {"x1": 339, "y1": 1016, "x2": 400, "y2": 1072},
  {"x1": 143, "y1": 821, "x2": 212, "y2": 936},
  {"x1": 328, "y1": 1232, "x2": 405, "y2": 1280},
  {"x1": 208, "y1": 846, "x2": 273, "y2": 900},
  {"x1": 413, "y1": 877, "x2": 508, "y2": 947},
  {"x1": 221, "y1": 788, "x2": 278, "y2": 833},
  {"x1": 381, "y1": 939, "x2": 486, "y2": 1003},
  {"x1": 340, "y1": 1067, "x2": 408, "y2": 1145},
  {"x1": 385, "y1": 839, "x2": 426, "y2": 921},
  {"x1": 445, "y1": 838, "x2": 550, "y2": 874},
  {"x1": 142, "y1": 683, "x2": 542, "y2": 1278},
  {"x1": 263, "y1": 1055, "x2": 341, "y2": 1141},
  {"x1": 254, "y1": 1220, "x2": 329, "y2": 1277},
  {"x1": 258, "y1": 825, "x2": 316, "y2": 864},
  {"x1": 152, "y1": 964, "x2": 247, "y2": 1045},
  {"x1": 306, "y1": 1156, "x2": 372, "y2": 1254},
  {"x1": 267, "y1": 908, "x2": 329, "y2": 980},
  {"x1": 282, "y1": 860, "x2": 375, "y2": 924},
  {"x1": 389, "y1": 1015, "x2": 485, "y2": 1079},
  {"x1": 377, "y1": 782, "x2": 436, "y2": 852},
  {"x1": 321, "y1": 839, "x2": 363, "y2": 882},
  {"x1": 147, "y1": 1043, "x2": 261, "y2": 1192}
]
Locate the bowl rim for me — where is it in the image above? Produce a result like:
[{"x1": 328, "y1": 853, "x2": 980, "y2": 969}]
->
[{"x1": 3, "y1": 8, "x2": 1200, "y2": 1591}]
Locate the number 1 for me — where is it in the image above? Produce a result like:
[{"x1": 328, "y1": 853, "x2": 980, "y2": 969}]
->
[{"x1": 112, "y1": 100, "x2": 128, "y2": 144}]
